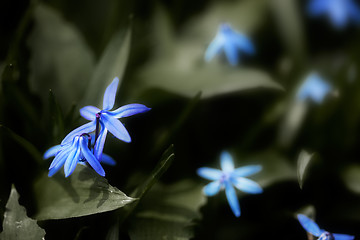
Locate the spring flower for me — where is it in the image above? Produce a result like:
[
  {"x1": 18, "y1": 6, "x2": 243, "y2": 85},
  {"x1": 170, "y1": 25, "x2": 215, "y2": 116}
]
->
[
  {"x1": 47, "y1": 134, "x2": 105, "y2": 177},
  {"x1": 296, "y1": 72, "x2": 332, "y2": 104},
  {"x1": 297, "y1": 214, "x2": 354, "y2": 240},
  {"x1": 307, "y1": 0, "x2": 360, "y2": 29},
  {"x1": 197, "y1": 151, "x2": 262, "y2": 217},
  {"x1": 205, "y1": 23, "x2": 255, "y2": 66},
  {"x1": 62, "y1": 77, "x2": 150, "y2": 161}
]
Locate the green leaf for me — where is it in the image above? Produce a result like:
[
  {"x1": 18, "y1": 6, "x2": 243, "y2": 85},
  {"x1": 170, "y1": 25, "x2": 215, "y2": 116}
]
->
[
  {"x1": 82, "y1": 28, "x2": 131, "y2": 107},
  {"x1": 132, "y1": 145, "x2": 175, "y2": 199},
  {"x1": 133, "y1": 65, "x2": 283, "y2": 99},
  {"x1": 269, "y1": 0, "x2": 306, "y2": 65},
  {"x1": 28, "y1": 3, "x2": 95, "y2": 109},
  {"x1": 128, "y1": 180, "x2": 206, "y2": 240},
  {"x1": 342, "y1": 164, "x2": 360, "y2": 194},
  {"x1": 297, "y1": 150, "x2": 314, "y2": 189},
  {"x1": 0, "y1": 185, "x2": 45, "y2": 240},
  {"x1": 34, "y1": 165, "x2": 136, "y2": 220}
]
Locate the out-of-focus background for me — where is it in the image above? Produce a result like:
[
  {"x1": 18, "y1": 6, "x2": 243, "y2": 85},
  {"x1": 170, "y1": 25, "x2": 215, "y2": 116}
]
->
[{"x1": 1, "y1": 0, "x2": 360, "y2": 239}]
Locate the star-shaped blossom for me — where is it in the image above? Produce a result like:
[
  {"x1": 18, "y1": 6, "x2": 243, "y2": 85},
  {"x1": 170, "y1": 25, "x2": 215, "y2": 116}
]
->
[
  {"x1": 61, "y1": 77, "x2": 150, "y2": 161},
  {"x1": 296, "y1": 72, "x2": 332, "y2": 104},
  {"x1": 197, "y1": 151, "x2": 262, "y2": 217},
  {"x1": 297, "y1": 214, "x2": 354, "y2": 240},
  {"x1": 307, "y1": 0, "x2": 360, "y2": 29},
  {"x1": 47, "y1": 134, "x2": 105, "y2": 177},
  {"x1": 204, "y1": 23, "x2": 255, "y2": 66}
]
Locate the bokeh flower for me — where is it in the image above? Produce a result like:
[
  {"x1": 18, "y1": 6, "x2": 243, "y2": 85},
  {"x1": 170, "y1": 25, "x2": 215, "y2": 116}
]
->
[
  {"x1": 197, "y1": 151, "x2": 262, "y2": 217},
  {"x1": 296, "y1": 72, "x2": 332, "y2": 104},
  {"x1": 204, "y1": 23, "x2": 255, "y2": 66},
  {"x1": 307, "y1": 0, "x2": 360, "y2": 29},
  {"x1": 297, "y1": 214, "x2": 354, "y2": 240}
]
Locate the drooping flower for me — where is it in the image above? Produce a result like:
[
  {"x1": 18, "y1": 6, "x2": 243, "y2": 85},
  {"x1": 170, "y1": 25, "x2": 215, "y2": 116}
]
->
[
  {"x1": 197, "y1": 151, "x2": 262, "y2": 217},
  {"x1": 307, "y1": 0, "x2": 360, "y2": 29},
  {"x1": 297, "y1": 214, "x2": 354, "y2": 240},
  {"x1": 62, "y1": 77, "x2": 150, "y2": 161},
  {"x1": 47, "y1": 134, "x2": 105, "y2": 177},
  {"x1": 296, "y1": 72, "x2": 332, "y2": 104},
  {"x1": 204, "y1": 23, "x2": 255, "y2": 66}
]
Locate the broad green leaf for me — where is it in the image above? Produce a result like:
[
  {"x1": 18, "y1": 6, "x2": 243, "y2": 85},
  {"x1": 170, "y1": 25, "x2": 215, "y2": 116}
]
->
[
  {"x1": 133, "y1": 64, "x2": 283, "y2": 99},
  {"x1": 128, "y1": 180, "x2": 206, "y2": 240},
  {"x1": 297, "y1": 150, "x2": 314, "y2": 189},
  {"x1": 0, "y1": 125, "x2": 42, "y2": 164},
  {"x1": 48, "y1": 90, "x2": 65, "y2": 142},
  {"x1": 269, "y1": 0, "x2": 306, "y2": 65},
  {"x1": 128, "y1": 1, "x2": 281, "y2": 100},
  {"x1": 27, "y1": 3, "x2": 95, "y2": 109},
  {"x1": 82, "y1": 28, "x2": 131, "y2": 107},
  {"x1": 0, "y1": 185, "x2": 45, "y2": 240},
  {"x1": 34, "y1": 165, "x2": 135, "y2": 220}
]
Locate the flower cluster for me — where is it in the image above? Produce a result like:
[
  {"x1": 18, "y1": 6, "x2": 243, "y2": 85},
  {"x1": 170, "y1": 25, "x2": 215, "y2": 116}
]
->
[
  {"x1": 44, "y1": 77, "x2": 150, "y2": 177},
  {"x1": 197, "y1": 151, "x2": 262, "y2": 217}
]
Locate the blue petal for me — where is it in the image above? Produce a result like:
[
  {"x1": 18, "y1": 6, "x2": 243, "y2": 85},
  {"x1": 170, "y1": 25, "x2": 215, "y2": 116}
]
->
[
  {"x1": 220, "y1": 151, "x2": 234, "y2": 172},
  {"x1": 197, "y1": 167, "x2": 222, "y2": 180},
  {"x1": 49, "y1": 142, "x2": 74, "y2": 170},
  {"x1": 233, "y1": 32, "x2": 255, "y2": 55},
  {"x1": 307, "y1": 0, "x2": 328, "y2": 16},
  {"x1": 94, "y1": 125, "x2": 108, "y2": 160},
  {"x1": 203, "y1": 181, "x2": 222, "y2": 196},
  {"x1": 223, "y1": 41, "x2": 239, "y2": 66},
  {"x1": 61, "y1": 121, "x2": 96, "y2": 145},
  {"x1": 102, "y1": 113, "x2": 131, "y2": 143},
  {"x1": 328, "y1": 1, "x2": 348, "y2": 29},
  {"x1": 64, "y1": 140, "x2": 81, "y2": 177},
  {"x1": 204, "y1": 35, "x2": 224, "y2": 62},
  {"x1": 232, "y1": 165, "x2": 262, "y2": 177},
  {"x1": 297, "y1": 214, "x2": 322, "y2": 237},
  {"x1": 110, "y1": 103, "x2": 151, "y2": 118},
  {"x1": 103, "y1": 77, "x2": 119, "y2": 111},
  {"x1": 43, "y1": 145, "x2": 62, "y2": 159},
  {"x1": 101, "y1": 153, "x2": 116, "y2": 166},
  {"x1": 231, "y1": 177, "x2": 263, "y2": 194},
  {"x1": 80, "y1": 106, "x2": 101, "y2": 121},
  {"x1": 346, "y1": 0, "x2": 360, "y2": 23},
  {"x1": 80, "y1": 136, "x2": 105, "y2": 176},
  {"x1": 297, "y1": 73, "x2": 331, "y2": 103},
  {"x1": 225, "y1": 182, "x2": 240, "y2": 217},
  {"x1": 333, "y1": 233, "x2": 355, "y2": 240}
]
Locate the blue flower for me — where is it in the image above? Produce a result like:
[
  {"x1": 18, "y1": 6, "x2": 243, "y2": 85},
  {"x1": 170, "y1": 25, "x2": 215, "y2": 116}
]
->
[
  {"x1": 297, "y1": 214, "x2": 354, "y2": 240},
  {"x1": 61, "y1": 77, "x2": 150, "y2": 161},
  {"x1": 205, "y1": 23, "x2": 255, "y2": 66},
  {"x1": 307, "y1": 0, "x2": 360, "y2": 29},
  {"x1": 297, "y1": 72, "x2": 332, "y2": 104},
  {"x1": 197, "y1": 151, "x2": 262, "y2": 217},
  {"x1": 46, "y1": 134, "x2": 105, "y2": 177}
]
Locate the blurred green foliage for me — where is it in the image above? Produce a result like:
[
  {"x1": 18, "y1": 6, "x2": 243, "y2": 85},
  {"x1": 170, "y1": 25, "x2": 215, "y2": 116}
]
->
[{"x1": 1, "y1": 0, "x2": 360, "y2": 239}]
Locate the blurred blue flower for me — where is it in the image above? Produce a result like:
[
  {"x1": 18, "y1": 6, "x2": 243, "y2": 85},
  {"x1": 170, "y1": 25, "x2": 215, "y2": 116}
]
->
[
  {"x1": 297, "y1": 214, "x2": 354, "y2": 240},
  {"x1": 307, "y1": 0, "x2": 360, "y2": 29},
  {"x1": 62, "y1": 77, "x2": 150, "y2": 161},
  {"x1": 297, "y1": 73, "x2": 332, "y2": 104},
  {"x1": 205, "y1": 23, "x2": 255, "y2": 66},
  {"x1": 47, "y1": 134, "x2": 105, "y2": 177},
  {"x1": 197, "y1": 151, "x2": 262, "y2": 217}
]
